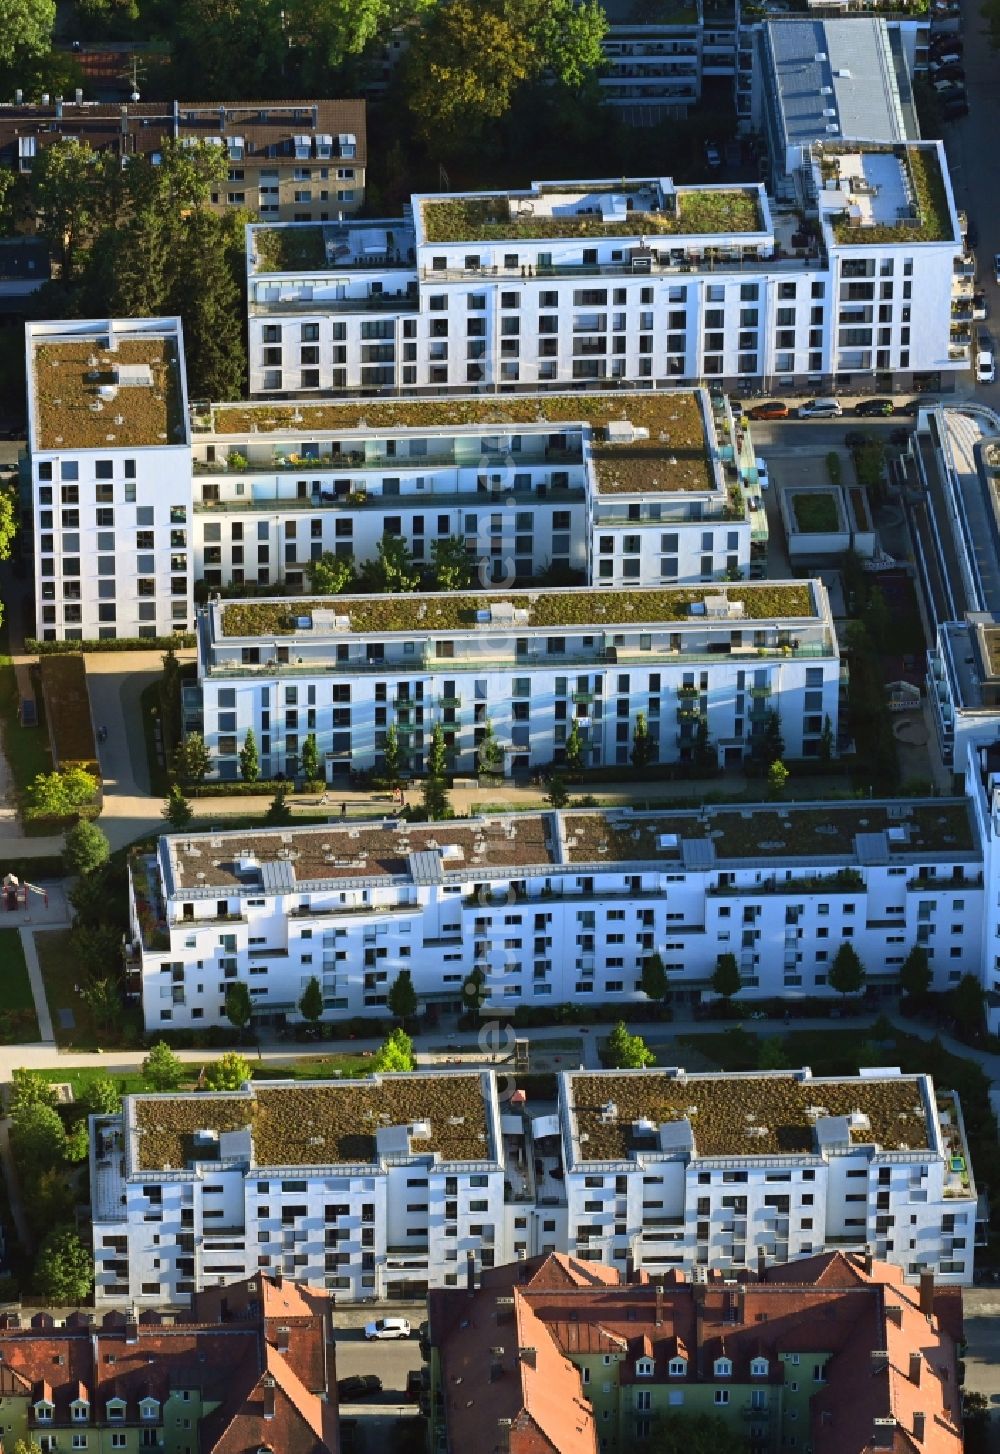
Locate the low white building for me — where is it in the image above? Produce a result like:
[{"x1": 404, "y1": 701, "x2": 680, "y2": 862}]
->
[
  {"x1": 25, "y1": 318, "x2": 193, "y2": 643},
  {"x1": 89, "y1": 1065, "x2": 977, "y2": 1307},
  {"x1": 189, "y1": 388, "x2": 762, "y2": 594},
  {"x1": 126, "y1": 797, "x2": 982, "y2": 1031},
  {"x1": 246, "y1": 152, "x2": 963, "y2": 399},
  {"x1": 193, "y1": 579, "x2": 840, "y2": 781}
]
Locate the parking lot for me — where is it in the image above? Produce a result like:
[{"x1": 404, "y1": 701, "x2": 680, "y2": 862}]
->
[{"x1": 333, "y1": 1310, "x2": 424, "y2": 1454}]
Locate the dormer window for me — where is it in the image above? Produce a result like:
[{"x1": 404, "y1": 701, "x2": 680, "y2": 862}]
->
[
  {"x1": 635, "y1": 1357, "x2": 654, "y2": 1378},
  {"x1": 714, "y1": 1357, "x2": 732, "y2": 1378},
  {"x1": 751, "y1": 1357, "x2": 769, "y2": 1378},
  {"x1": 140, "y1": 1398, "x2": 160, "y2": 1422},
  {"x1": 106, "y1": 1398, "x2": 126, "y2": 1422},
  {"x1": 668, "y1": 1358, "x2": 687, "y2": 1377},
  {"x1": 71, "y1": 1401, "x2": 90, "y2": 1422},
  {"x1": 35, "y1": 1401, "x2": 53, "y2": 1422}
]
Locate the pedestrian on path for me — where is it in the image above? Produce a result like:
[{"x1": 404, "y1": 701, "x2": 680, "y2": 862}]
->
[{"x1": 341, "y1": 801, "x2": 347, "y2": 817}]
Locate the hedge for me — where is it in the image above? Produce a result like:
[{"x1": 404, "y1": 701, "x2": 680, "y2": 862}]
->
[
  {"x1": 0, "y1": 854, "x2": 66, "y2": 880},
  {"x1": 185, "y1": 779, "x2": 322, "y2": 797},
  {"x1": 27, "y1": 635, "x2": 196, "y2": 655}
]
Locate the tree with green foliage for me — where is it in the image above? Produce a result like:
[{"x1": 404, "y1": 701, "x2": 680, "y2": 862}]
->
[
  {"x1": 359, "y1": 533, "x2": 421, "y2": 593},
  {"x1": 11, "y1": 1102, "x2": 66, "y2": 1173},
  {"x1": 819, "y1": 714, "x2": 834, "y2": 765},
  {"x1": 34, "y1": 1227, "x2": 93, "y2": 1304},
  {"x1": 477, "y1": 718, "x2": 503, "y2": 778},
  {"x1": 692, "y1": 717, "x2": 717, "y2": 777},
  {"x1": 388, "y1": 969, "x2": 418, "y2": 1023},
  {"x1": 564, "y1": 719, "x2": 584, "y2": 777},
  {"x1": 64, "y1": 1118, "x2": 91, "y2": 1163},
  {"x1": 64, "y1": 819, "x2": 110, "y2": 877},
  {"x1": 202, "y1": 1052, "x2": 252, "y2": 1091},
  {"x1": 899, "y1": 944, "x2": 932, "y2": 1000},
  {"x1": 829, "y1": 941, "x2": 866, "y2": 997},
  {"x1": 640, "y1": 952, "x2": 669, "y2": 1009},
  {"x1": 26, "y1": 767, "x2": 98, "y2": 817},
  {"x1": 605, "y1": 1020, "x2": 655, "y2": 1069},
  {"x1": 224, "y1": 981, "x2": 253, "y2": 1033},
  {"x1": 422, "y1": 723, "x2": 451, "y2": 821},
  {"x1": 81, "y1": 976, "x2": 121, "y2": 1031},
  {"x1": 79, "y1": 1073, "x2": 122, "y2": 1118},
  {"x1": 402, "y1": 0, "x2": 606, "y2": 149},
  {"x1": 758, "y1": 709, "x2": 785, "y2": 767},
  {"x1": 0, "y1": 481, "x2": 17, "y2": 628},
  {"x1": 711, "y1": 951, "x2": 742, "y2": 1002},
  {"x1": 142, "y1": 1040, "x2": 184, "y2": 1092},
  {"x1": 307, "y1": 551, "x2": 355, "y2": 596},
  {"x1": 239, "y1": 727, "x2": 260, "y2": 783},
  {"x1": 372, "y1": 1027, "x2": 415, "y2": 1072},
  {"x1": 26, "y1": 138, "x2": 111, "y2": 281},
  {"x1": 767, "y1": 759, "x2": 789, "y2": 797},
  {"x1": 10, "y1": 1067, "x2": 58, "y2": 1112},
  {"x1": 173, "y1": 732, "x2": 212, "y2": 784},
  {"x1": 649, "y1": 1409, "x2": 749, "y2": 1454},
  {"x1": 952, "y1": 973, "x2": 984, "y2": 1038},
  {"x1": 863, "y1": 584, "x2": 891, "y2": 654},
  {"x1": 758, "y1": 1035, "x2": 789, "y2": 1070},
  {"x1": 265, "y1": 788, "x2": 292, "y2": 825},
  {"x1": 71, "y1": 924, "x2": 121, "y2": 983},
  {"x1": 631, "y1": 711, "x2": 656, "y2": 770},
  {"x1": 168, "y1": 209, "x2": 247, "y2": 400},
  {"x1": 163, "y1": 782, "x2": 194, "y2": 830},
  {"x1": 298, "y1": 974, "x2": 324, "y2": 1028},
  {"x1": 382, "y1": 724, "x2": 402, "y2": 789},
  {"x1": 546, "y1": 773, "x2": 569, "y2": 810},
  {"x1": 0, "y1": 0, "x2": 54, "y2": 65},
  {"x1": 301, "y1": 733, "x2": 321, "y2": 783},
  {"x1": 429, "y1": 534, "x2": 474, "y2": 591}
]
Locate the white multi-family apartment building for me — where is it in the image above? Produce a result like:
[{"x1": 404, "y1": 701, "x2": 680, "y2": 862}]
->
[
  {"x1": 192, "y1": 579, "x2": 838, "y2": 779},
  {"x1": 188, "y1": 388, "x2": 764, "y2": 593},
  {"x1": 25, "y1": 318, "x2": 193, "y2": 642},
  {"x1": 89, "y1": 1065, "x2": 977, "y2": 1306},
  {"x1": 126, "y1": 796, "x2": 982, "y2": 1031},
  {"x1": 245, "y1": 150, "x2": 963, "y2": 399}
]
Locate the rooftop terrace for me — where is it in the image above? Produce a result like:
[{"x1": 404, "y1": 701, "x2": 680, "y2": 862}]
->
[
  {"x1": 204, "y1": 391, "x2": 714, "y2": 496},
  {"x1": 216, "y1": 582, "x2": 816, "y2": 639},
  {"x1": 819, "y1": 144, "x2": 956, "y2": 246},
  {"x1": 250, "y1": 220, "x2": 414, "y2": 274},
  {"x1": 130, "y1": 1073, "x2": 493, "y2": 1171},
  {"x1": 567, "y1": 1070, "x2": 933, "y2": 1160},
  {"x1": 31, "y1": 334, "x2": 185, "y2": 451},
  {"x1": 420, "y1": 183, "x2": 766, "y2": 244},
  {"x1": 563, "y1": 800, "x2": 976, "y2": 863},
  {"x1": 163, "y1": 816, "x2": 555, "y2": 892}
]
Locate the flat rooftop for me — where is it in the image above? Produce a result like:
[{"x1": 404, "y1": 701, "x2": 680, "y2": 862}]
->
[
  {"x1": 130, "y1": 1072, "x2": 494, "y2": 1171},
  {"x1": 250, "y1": 219, "x2": 413, "y2": 274},
  {"x1": 216, "y1": 582, "x2": 817, "y2": 639},
  {"x1": 767, "y1": 19, "x2": 909, "y2": 151},
  {"x1": 419, "y1": 181, "x2": 766, "y2": 243},
  {"x1": 819, "y1": 143, "x2": 956, "y2": 246},
  {"x1": 31, "y1": 331, "x2": 185, "y2": 451},
  {"x1": 566, "y1": 1070, "x2": 934, "y2": 1160},
  {"x1": 563, "y1": 800, "x2": 976, "y2": 863},
  {"x1": 161, "y1": 815, "x2": 555, "y2": 892},
  {"x1": 204, "y1": 390, "x2": 715, "y2": 496}
]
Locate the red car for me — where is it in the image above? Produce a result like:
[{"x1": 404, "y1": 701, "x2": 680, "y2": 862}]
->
[{"x1": 749, "y1": 401, "x2": 789, "y2": 420}]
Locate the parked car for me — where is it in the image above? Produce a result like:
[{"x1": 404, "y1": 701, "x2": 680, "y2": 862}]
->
[
  {"x1": 406, "y1": 1370, "x2": 425, "y2": 1402},
  {"x1": 942, "y1": 97, "x2": 970, "y2": 120},
  {"x1": 338, "y1": 1375, "x2": 383, "y2": 1400},
  {"x1": 931, "y1": 77, "x2": 966, "y2": 94},
  {"x1": 855, "y1": 398, "x2": 895, "y2": 417},
  {"x1": 889, "y1": 427, "x2": 912, "y2": 448},
  {"x1": 749, "y1": 400, "x2": 788, "y2": 420},
  {"x1": 364, "y1": 1318, "x2": 411, "y2": 1340},
  {"x1": 977, "y1": 347, "x2": 996, "y2": 384},
  {"x1": 995, "y1": 254, "x2": 1000, "y2": 285},
  {"x1": 704, "y1": 140, "x2": 722, "y2": 168},
  {"x1": 754, "y1": 457, "x2": 770, "y2": 490},
  {"x1": 931, "y1": 50, "x2": 964, "y2": 68},
  {"x1": 973, "y1": 293, "x2": 988, "y2": 321},
  {"x1": 930, "y1": 63, "x2": 965, "y2": 82},
  {"x1": 900, "y1": 394, "x2": 938, "y2": 416},
  {"x1": 929, "y1": 33, "x2": 963, "y2": 53},
  {"x1": 797, "y1": 397, "x2": 842, "y2": 418}
]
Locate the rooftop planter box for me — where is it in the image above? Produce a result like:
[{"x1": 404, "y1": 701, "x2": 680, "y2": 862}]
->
[
  {"x1": 829, "y1": 146, "x2": 954, "y2": 245},
  {"x1": 421, "y1": 190, "x2": 764, "y2": 244},
  {"x1": 254, "y1": 226, "x2": 329, "y2": 272},
  {"x1": 38, "y1": 654, "x2": 97, "y2": 769}
]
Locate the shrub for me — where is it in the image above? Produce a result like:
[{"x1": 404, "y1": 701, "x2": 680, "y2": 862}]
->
[{"x1": 26, "y1": 635, "x2": 196, "y2": 654}]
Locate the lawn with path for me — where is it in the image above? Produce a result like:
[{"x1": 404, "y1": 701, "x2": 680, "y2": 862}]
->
[{"x1": 0, "y1": 928, "x2": 40, "y2": 1042}]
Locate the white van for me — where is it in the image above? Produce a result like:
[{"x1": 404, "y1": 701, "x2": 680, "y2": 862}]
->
[{"x1": 797, "y1": 397, "x2": 843, "y2": 419}]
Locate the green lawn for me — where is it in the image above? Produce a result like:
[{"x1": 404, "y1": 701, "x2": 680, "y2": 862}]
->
[
  {"x1": 33, "y1": 929, "x2": 143, "y2": 1051},
  {"x1": 0, "y1": 655, "x2": 52, "y2": 798},
  {"x1": 0, "y1": 928, "x2": 40, "y2": 1043}
]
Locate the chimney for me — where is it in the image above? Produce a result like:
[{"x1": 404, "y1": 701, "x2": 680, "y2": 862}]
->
[
  {"x1": 274, "y1": 1270, "x2": 283, "y2": 1290},
  {"x1": 489, "y1": 1347, "x2": 505, "y2": 1382},
  {"x1": 693, "y1": 1282, "x2": 706, "y2": 1378},
  {"x1": 55, "y1": 97, "x2": 63, "y2": 118},
  {"x1": 655, "y1": 1286, "x2": 663, "y2": 1328},
  {"x1": 466, "y1": 1251, "x2": 477, "y2": 1294},
  {"x1": 262, "y1": 1373, "x2": 275, "y2": 1421},
  {"x1": 520, "y1": 1347, "x2": 537, "y2": 1370},
  {"x1": 863, "y1": 1246, "x2": 874, "y2": 1276},
  {"x1": 873, "y1": 1418, "x2": 895, "y2": 1449},
  {"x1": 125, "y1": 1317, "x2": 138, "y2": 1345},
  {"x1": 75, "y1": 88, "x2": 83, "y2": 103},
  {"x1": 913, "y1": 1411, "x2": 926, "y2": 1443},
  {"x1": 919, "y1": 1270, "x2": 935, "y2": 1318},
  {"x1": 757, "y1": 1246, "x2": 766, "y2": 1280},
  {"x1": 14, "y1": 88, "x2": 22, "y2": 104},
  {"x1": 277, "y1": 1325, "x2": 290, "y2": 1354},
  {"x1": 909, "y1": 1352, "x2": 922, "y2": 1387},
  {"x1": 496, "y1": 1417, "x2": 512, "y2": 1454},
  {"x1": 885, "y1": 1304, "x2": 903, "y2": 1328},
  {"x1": 625, "y1": 1251, "x2": 635, "y2": 1284}
]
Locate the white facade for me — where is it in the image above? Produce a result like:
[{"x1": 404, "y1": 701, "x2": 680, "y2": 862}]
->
[
  {"x1": 127, "y1": 796, "x2": 982, "y2": 1032},
  {"x1": 245, "y1": 155, "x2": 963, "y2": 399},
  {"x1": 193, "y1": 579, "x2": 839, "y2": 780},
  {"x1": 189, "y1": 388, "x2": 760, "y2": 594},
  {"x1": 90, "y1": 1066, "x2": 977, "y2": 1307},
  {"x1": 26, "y1": 318, "x2": 193, "y2": 643}
]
